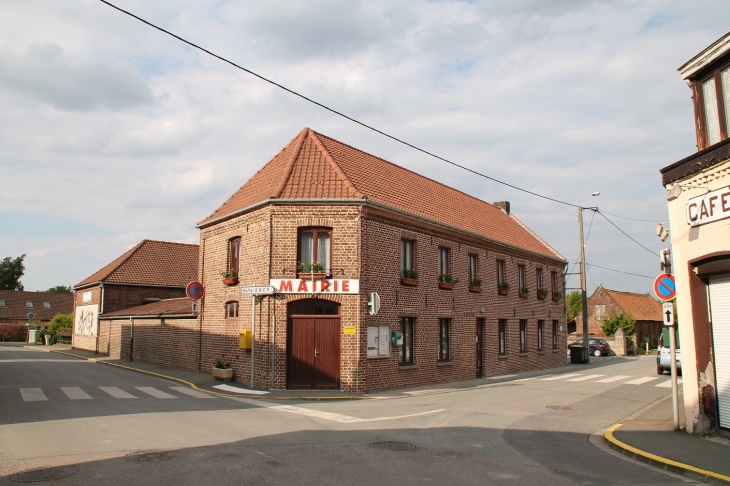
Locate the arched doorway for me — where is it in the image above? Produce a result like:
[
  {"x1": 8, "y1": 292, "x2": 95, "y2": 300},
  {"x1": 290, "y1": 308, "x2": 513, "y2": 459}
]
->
[{"x1": 287, "y1": 299, "x2": 341, "y2": 390}]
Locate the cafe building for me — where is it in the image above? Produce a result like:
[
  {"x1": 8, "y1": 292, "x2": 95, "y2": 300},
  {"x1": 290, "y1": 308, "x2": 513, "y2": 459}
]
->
[{"x1": 195, "y1": 127, "x2": 568, "y2": 393}]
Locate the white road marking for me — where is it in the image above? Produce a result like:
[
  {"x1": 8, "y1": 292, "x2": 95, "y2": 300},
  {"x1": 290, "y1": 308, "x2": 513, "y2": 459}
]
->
[
  {"x1": 0, "y1": 359, "x2": 92, "y2": 363},
  {"x1": 212, "y1": 384, "x2": 269, "y2": 395},
  {"x1": 136, "y1": 387, "x2": 177, "y2": 399},
  {"x1": 624, "y1": 377, "x2": 658, "y2": 385},
  {"x1": 485, "y1": 374, "x2": 518, "y2": 380},
  {"x1": 513, "y1": 378, "x2": 535, "y2": 382},
  {"x1": 567, "y1": 374, "x2": 605, "y2": 382},
  {"x1": 595, "y1": 375, "x2": 631, "y2": 383},
  {"x1": 61, "y1": 387, "x2": 93, "y2": 400},
  {"x1": 20, "y1": 388, "x2": 47, "y2": 402},
  {"x1": 169, "y1": 386, "x2": 215, "y2": 398},
  {"x1": 656, "y1": 379, "x2": 682, "y2": 388},
  {"x1": 99, "y1": 387, "x2": 137, "y2": 399},
  {"x1": 403, "y1": 388, "x2": 455, "y2": 396},
  {"x1": 541, "y1": 374, "x2": 581, "y2": 381}
]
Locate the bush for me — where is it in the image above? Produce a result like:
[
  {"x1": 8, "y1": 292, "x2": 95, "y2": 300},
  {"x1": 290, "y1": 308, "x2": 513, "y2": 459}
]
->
[
  {"x1": 601, "y1": 312, "x2": 636, "y2": 337},
  {"x1": 0, "y1": 324, "x2": 28, "y2": 342}
]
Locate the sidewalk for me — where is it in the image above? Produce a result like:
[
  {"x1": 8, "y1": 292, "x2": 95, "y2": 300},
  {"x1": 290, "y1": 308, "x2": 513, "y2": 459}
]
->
[{"x1": 605, "y1": 390, "x2": 730, "y2": 484}]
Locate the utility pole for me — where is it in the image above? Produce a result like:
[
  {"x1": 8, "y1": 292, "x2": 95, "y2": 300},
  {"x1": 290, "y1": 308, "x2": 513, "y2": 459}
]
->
[{"x1": 578, "y1": 207, "x2": 590, "y2": 364}]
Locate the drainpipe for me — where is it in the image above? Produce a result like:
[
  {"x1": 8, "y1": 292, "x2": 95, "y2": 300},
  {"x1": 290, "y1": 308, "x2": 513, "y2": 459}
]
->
[
  {"x1": 130, "y1": 317, "x2": 134, "y2": 362},
  {"x1": 95, "y1": 283, "x2": 105, "y2": 355}
]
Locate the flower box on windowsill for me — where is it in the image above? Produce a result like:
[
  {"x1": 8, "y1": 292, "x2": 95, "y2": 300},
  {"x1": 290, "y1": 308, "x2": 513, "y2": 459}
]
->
[
  {"x1": 519, "y1": 292, "x2": 528, "y2": 298},
  {"x1": 497, "y1": 289, "x2": 509, "y2": 296},
  {"x1": 469, "y1": 286, "x2": 482, "y2": 293},
  {"x1": 212, "y1": 367, "x2": 233, "y2": 382},
  {"x1": 222, "y1": 277, "x2": 239, "y2": 286},
  {"x1": 401, "y1": 278, "x2": 419, "y2": 287},
  {"x1": 439, "y1": 282, "x2": 454, "y2": 290},
  {"x1": 537, "y1": 294, "x2": 546, "y2": 300},
  {"x1": 552, "y1": 296, "x2": 561, "y2": 302},
  {"x1": 297, "y1": 272, "x2": 328, "y2": 280}
]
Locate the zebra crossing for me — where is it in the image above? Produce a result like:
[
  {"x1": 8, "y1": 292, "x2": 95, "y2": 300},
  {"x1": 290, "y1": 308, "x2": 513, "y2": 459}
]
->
[
  {"x1": 532, "y1": 373, "x2": 682, "y2": 387},
  {"x1": 16, "y1": 385, "x2": 215, "y2": 402}
]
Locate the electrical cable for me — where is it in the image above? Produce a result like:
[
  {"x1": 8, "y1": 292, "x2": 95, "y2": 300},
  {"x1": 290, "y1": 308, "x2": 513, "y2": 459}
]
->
[
  {"x1": 101, "y1": 0, "x2": 585, "y2": 208},
  {"x1": 599, "y1": 209, "x2": 664, "y2": 223},
  {"x1": 596, "y1": 210, "x2": 656, "y2": 256},
  {"x1": 586, "y1": 263, "x2": 653, "y2": 279}
]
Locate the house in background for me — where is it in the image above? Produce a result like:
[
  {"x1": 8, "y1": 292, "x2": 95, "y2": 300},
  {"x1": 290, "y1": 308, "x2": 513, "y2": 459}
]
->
[
  {"x1": 0, "y1": 290, "x2": 73, "y2": 326},
  {"x1": 570, "y1": 285, "x2": 662, "y2": 352},
  {"x1": 71, "y1": 239, "x2": 198, "y2": 353}
]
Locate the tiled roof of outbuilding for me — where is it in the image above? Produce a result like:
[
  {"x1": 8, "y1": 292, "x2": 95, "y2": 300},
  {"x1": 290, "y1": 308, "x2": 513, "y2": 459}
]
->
[
  {"x1": 101, "y1": 297, "x2": 195, "y2": 317},
  {"x1": 603, "y1": 287, "x2": 663, "y2": 322},
  {"x1": 199, "y1": 128, "x2": 564, "y2": 260},
  {"x1": 0, "y1": 290, "x2": 73, "y2": 322},
  {"x1": 75, "y1": 240, "x2": 199, "y2": 288}
]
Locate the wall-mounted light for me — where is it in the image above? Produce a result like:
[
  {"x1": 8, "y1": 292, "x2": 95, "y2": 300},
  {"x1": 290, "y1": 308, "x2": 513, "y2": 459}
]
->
[
  {"x1": 657, "y1": 222, "x2": 670, "y2": 242},
  {"x1": 666, "y1": 184, "x2": 709, "y2": 202}
]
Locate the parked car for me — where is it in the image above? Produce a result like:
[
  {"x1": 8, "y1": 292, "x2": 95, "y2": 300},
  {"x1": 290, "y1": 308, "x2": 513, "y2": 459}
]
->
[
  {"x1": 656, "y1": 332, "x2": 682, "y2": 375},
  {"x1": 569, "y1": 338, "x2": 610, "y2": 357}
]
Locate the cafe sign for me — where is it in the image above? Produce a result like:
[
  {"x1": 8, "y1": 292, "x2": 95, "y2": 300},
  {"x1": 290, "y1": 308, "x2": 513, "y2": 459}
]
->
[
  {"x1": 270, "y1": 279, "x2": 360, "y2": 294},
  {"x1": 686, "y1": 186, "x2": 730, "y2": 227}
]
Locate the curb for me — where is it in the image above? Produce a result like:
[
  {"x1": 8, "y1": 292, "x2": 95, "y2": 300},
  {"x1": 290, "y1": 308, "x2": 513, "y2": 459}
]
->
[
  {"x1": 604, "y1": 423, "x2": 730, "y2": 485},
  {"x1": 42, "y1": 348, "x2": 371, "y2": 401}
]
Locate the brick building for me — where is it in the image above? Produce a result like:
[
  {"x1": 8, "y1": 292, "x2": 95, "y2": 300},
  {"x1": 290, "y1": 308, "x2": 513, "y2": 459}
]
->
[
  {"x1": 190, "y1": 127, "x2": 568, "y2": 393},
  {"x1": 570, "y1": 285, "x2": 663, "y2": 349},
  {"x1": 72, "y1": 239, "x2": 198, "y2": 353},
  {"x1": 0, "y1": 290, "x2": 73, "y2": 326}
]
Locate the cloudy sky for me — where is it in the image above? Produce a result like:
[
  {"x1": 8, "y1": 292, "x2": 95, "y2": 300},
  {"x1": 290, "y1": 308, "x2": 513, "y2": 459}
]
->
[{"x1": 1, "y1": 0, "x2": 728, "y2": 295}]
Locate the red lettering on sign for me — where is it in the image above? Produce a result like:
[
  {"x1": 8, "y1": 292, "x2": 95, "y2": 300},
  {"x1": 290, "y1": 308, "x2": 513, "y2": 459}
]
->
[
  {"x1": 279, "y1": 280, "x2": 293, "y2": 292},
  {"x1": 321, "y1": 280, "x2": 330, "y2": 292},
  {"x1": 297, "y1": 280, "x2": 308, "y2": 292},
  {"x1": 342, "y1": 280, "x2": 350, "y2": 292},
  {"x1": 709, "y1": 195, "x2": 718, "y2": 216},
  {"x1": 688, "y1": 203, "x2": 698, "y2": 221},
  {"x1": 700, "y1": 200, "x2": 709, "y2": 219},
  {"x1": 334, "y1": 280, "x2": 339, "y2": 292},
  {"x1": 722, "y1": 191, "x2": 730, "y2": 213}
]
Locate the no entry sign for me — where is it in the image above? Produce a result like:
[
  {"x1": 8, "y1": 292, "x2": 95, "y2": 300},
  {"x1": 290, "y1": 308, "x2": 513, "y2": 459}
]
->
[
  {"x1": 653, "y1": 273, "x2": 676, "y2": 302},
  {"x1": 186, "y1": 281, "x2": 205, "y2": 301}
]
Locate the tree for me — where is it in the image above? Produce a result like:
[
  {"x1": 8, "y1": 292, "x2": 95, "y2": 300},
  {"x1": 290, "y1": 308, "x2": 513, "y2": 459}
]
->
[
  {"x1": 0, "y1": 255, "x2": 25, "y2": 290},
  {"x1": 566, "y1": 290, "x2": 582, "y2": 321},
  {"x1": 601, "y1": 312, "x2": 636, "y2": 337},
  {"x1": 46, "y1": 285, "x2": 72, "y2": 294}
]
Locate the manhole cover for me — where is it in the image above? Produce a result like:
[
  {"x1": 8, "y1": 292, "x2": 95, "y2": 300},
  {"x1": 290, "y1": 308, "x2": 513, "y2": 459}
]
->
[
  {"x1": 125, "y1": 450, "x2": 176, "y2": 462},
  {"x1": 369, "y1": 441, "x2": 417, "y2": 451},
  {"x1": 10, "y1": 466, "x2": 78, "y2": 482},
  {"x1": 546, "y1": 405, "x2": 575, "y2": 410}
]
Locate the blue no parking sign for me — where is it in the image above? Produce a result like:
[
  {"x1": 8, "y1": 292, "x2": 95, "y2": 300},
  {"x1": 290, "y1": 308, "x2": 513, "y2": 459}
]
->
[
  {"x1": 653, "y1": 273, "x2": 676, "y2": 302},
  {"x1": 186, "y1": 281, "x2": 204, "y2": 301}
]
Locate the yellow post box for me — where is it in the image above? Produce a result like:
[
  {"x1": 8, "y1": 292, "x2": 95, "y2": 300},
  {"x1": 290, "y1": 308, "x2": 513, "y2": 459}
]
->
[{"x1": 239, "y1": 329, "x2": 252, "y2": 349}]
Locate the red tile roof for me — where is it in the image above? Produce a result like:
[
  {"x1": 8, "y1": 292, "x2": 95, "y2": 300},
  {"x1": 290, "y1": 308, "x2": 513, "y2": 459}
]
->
[
  {"x1": 101, "y1": 297, "x2": 195, "y2": 317},
  {"x1": 0, "y1": 290, "x2": 73, "y2": 322},
  {"x1": 604, "y1": 288, "x2": 663, "y2": 321},
  {"x1": 75, "y1": 240, "x2": 199, "y2": 288},
  {"x1": 199, "y1": 128, "x2": 563, "y2": 260}
]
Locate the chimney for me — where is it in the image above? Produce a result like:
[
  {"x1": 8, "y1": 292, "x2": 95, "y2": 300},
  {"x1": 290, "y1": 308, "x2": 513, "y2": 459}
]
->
[{"x1": 493, "y1": 201, "x2": 510, "y2": 215}]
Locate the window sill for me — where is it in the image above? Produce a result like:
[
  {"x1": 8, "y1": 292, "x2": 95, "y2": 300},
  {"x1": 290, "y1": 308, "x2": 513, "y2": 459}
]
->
[
  {"x1": 552, "y1": 349, "x2": 560, "y2": 353},
  {"x1": 437, "y1": 360, "x2": 453, "y2": 367},
  {"x1": 519, "y1": 352, "x2": 528, "y2": 357},
  {"x1": 367, "y1": 355, "x2": 391, "y2": 359},
  {"x1": 399, "y1": 364, "x2": 417, "y2": 370},
  {"x1": 498, "y1": 354, "x2": 509, "y2": 360},
  {"x1": 537, "y1": 350, "x2": 545, "y2": 355}
]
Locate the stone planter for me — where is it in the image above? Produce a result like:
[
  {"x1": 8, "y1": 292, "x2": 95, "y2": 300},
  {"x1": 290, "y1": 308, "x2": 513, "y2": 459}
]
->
[
  {"x1": 212, "y1": 367, "x2": 233, "y2": 382},
  {"x1": 469, "y1": 286, "x2": 482, "y2": 293},
  {"x1": 401, "y1": 278, "x2": 419, "y2": 286},
  {"x1": 497, "y1": 288, "x2": 509, "y2": 296},
  {"x1": 222, "y1": 277, "x2": 239, "y2": 286},
  {"x1": 297, "y1": 272, "x2": 327, "y2": 280},
  {"x1": 438, "y1": 282, "x2": 454, "y2": 290}
]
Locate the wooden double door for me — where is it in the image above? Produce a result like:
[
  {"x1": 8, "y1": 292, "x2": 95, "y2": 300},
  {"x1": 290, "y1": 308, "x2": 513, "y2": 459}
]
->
[{"x1": 287, "y1": 315, "x2": 341, "y2": 390}]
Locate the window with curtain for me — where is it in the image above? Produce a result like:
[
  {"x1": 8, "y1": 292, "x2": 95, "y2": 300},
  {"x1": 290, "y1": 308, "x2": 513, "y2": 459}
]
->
[
  {"x1": 298, "y1": 228, "x2": 332, "y2": 272},
  {"x1": 538, "y1": 320, "x2": 544, "y2": 351},
  {"x1": 399, "y1": 317, "x2": 414, "y2": 365},
  {"x1": 519, "y1": 319, "x2": 527, "y2": 353},
  {"x1": 499, "y1": 319, "x2": 507, "y2": 355},
  {"x1": 401, "y1": 240, "x2": 415, "y2": 277},
  {"x1": 228, "y1": 238, "x2": 241, "y2": 276},
  {"x1": 438, "y1": 248, "x2": 450, "y2": 276},
  {"x1": 438, "y1": 318, "x2": 450, "y2": 361}
]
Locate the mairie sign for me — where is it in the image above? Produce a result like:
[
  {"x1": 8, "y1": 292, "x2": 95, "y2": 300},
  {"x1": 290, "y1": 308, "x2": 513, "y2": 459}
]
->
[{"x1": 270, "y1": 279, "x2": 359, "y2": 294}]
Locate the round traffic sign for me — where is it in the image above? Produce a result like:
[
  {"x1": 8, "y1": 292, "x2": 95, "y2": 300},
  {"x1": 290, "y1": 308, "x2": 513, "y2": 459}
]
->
[
  {"x1": 27, "y1": 312, "x2": 34, "y2": 319},
  {"x1": 653, "y1": 273, "x2": 676, "y2": 302},
  {"x1": 186, "y1": 281, "x2": 205, "y2": 301}
]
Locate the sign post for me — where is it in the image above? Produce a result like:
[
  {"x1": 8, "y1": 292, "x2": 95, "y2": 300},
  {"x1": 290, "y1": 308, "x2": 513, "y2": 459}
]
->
[{"x1": 240, "y1": 285, "x2": 276, "y2": 389}]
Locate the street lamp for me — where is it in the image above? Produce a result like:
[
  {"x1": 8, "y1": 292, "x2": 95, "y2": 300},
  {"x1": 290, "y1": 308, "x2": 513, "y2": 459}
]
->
[{"x1": 577, "y1": 192, "x2": 600, "y2": 364}]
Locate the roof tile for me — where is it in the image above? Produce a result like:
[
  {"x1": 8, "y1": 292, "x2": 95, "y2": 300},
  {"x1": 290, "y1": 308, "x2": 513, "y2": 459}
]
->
[{"x1": 0, "y1": 290, "x2": 73, "y2": 322}]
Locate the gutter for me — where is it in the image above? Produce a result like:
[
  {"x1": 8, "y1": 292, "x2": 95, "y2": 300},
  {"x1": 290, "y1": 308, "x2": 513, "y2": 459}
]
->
[
  {"x1": 100, "y1": 313, "x2": 197, "y2": 320},
  {"x1": 74, "y1": 281, "x2": 188, "y2": 291}
]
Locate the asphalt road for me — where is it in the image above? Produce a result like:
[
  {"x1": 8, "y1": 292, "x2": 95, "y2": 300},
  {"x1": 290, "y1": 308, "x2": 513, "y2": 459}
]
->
[{"x1": 0, "y1": 346, "x2": 687, "y2": 485}]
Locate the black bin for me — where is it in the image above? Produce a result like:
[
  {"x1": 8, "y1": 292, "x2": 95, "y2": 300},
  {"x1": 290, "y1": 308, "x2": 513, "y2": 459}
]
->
[{"x1": 569, "y1": 346, "x2": 589, "y2": 364}]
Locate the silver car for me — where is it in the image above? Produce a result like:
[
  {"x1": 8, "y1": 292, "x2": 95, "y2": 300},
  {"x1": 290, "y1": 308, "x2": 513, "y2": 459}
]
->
[{"x1": 656, "y1": 332, "x2": 681, "y2": 375}]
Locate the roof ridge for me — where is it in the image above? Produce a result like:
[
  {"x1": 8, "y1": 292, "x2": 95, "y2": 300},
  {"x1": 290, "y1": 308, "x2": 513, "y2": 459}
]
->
[
  {"x1": 507, "y1": 213, "x2": 565, "y2": 261},
  {"x1": 312, "y1": 130, "x2": 498, "y2": 210},
  {"x1": 81, "y1": 240, "x2": 147, "y2": 285},
  {"x1": 273, "y1": 127, "x2": 309, "y2": 198},
  {"x1": 308, "y1": 130, "x2": 364, "y2": 199}
]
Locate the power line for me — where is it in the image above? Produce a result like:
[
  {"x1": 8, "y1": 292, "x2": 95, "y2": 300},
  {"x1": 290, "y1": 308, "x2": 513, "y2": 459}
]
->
[
  {"x1": 100, "y1": 0, "x2": 584, "y2": 208},
  {"x1": 599, "y1": 209, "x2": 664, "y2": 223},
  {"x1": 586, "y1": 263, "x2": 653, "y2": 279},
  {"x1": 596, "y1": 210, "x2": 656, "y2": 256}
]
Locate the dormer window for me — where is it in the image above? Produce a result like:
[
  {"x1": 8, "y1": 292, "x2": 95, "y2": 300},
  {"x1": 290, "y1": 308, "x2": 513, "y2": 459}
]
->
[
  {"x1": 26, "y1": 301, "x2": 33, "y2": 308},
  {"x1": 43, "y1": 302, "x2": 51, "y2": 308},
  {"x1": 0, "y1": 300, "x2": 5, "y2": 307}
]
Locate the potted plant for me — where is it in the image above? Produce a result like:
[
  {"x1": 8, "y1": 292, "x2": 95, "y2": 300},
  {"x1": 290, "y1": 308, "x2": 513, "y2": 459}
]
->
[
  {"x1": 552, "y1": 291, "x2": 562, "y2": 302},
  {"x1": 537, "y1": 288, "x2": 548, "y2": 300},
  {"x1": 439, "y1": 274, "x2": 457, "y2": 290},
  {"x1": 519, "y1": 287, "x2": 529, "y2": 298},
  {"x1": 469, "y1": 279, "x2": 482, "y2": 293},
  {"x1": 498, "y1": 283, "x2": 510, "y2": 295},
  {"x1": 212, "y1": 358, "x2": 233, "y2": 381},
  {"x1": 401, "y1": 269, "x2": 419, "y2": 286},
  {"x1": 297, "y1": 261, "x2": 327, "y2": 279},
  {"x1": 221, "y1": 269, "x2": 238, "y2": 286}
]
